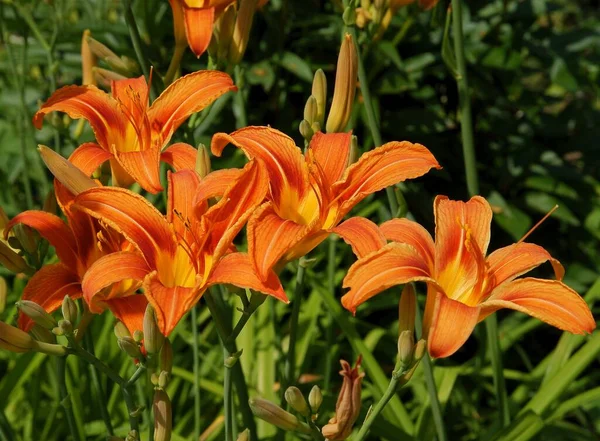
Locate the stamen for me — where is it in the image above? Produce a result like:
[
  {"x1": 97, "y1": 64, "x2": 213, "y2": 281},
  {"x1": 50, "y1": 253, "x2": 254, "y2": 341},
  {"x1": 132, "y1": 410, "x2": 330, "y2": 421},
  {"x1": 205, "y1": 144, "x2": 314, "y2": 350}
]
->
[{"x1": 517, "y1": 205, "x2": 559, "y2": 244}]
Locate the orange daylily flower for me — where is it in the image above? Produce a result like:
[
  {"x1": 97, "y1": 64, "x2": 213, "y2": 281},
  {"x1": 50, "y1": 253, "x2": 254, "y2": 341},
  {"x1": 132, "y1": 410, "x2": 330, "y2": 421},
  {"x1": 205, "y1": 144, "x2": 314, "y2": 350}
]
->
[
  {"x1": 169, "y1": 0, "x2": 268, "y2": 58},
  {"x1": 33, "y1": 71, "x2": 236, "y2": 193},
  {"x1": 340, "y1": 196, "x2": 596, "y2": 358},
  {"x1": 4, "y1": 148, "x2": 146, "y2": 334},
  {"x1": 74, "y1": 161, "x2": 288, "y2": 336},
  {"x1": 211, "y1": 126, "x2": 440, "y2": 281}
]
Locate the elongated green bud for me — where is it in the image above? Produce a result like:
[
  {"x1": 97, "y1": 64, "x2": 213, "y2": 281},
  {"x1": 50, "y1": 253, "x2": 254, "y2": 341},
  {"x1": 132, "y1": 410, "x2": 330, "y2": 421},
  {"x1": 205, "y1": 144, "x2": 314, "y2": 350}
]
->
[
  {"x1": 0, "y1": 241, "x2": 30, "y2": 274},
  {"x1": 414, "y1": 339, "x2": 427, "y2": 362},
  {"x1": 153, "y1": 389, "x2": 172, "y2": 441},
  {"x1": 17, "y1": 300, "x2": 57, "y2": 330},
  {"x1": 398, "y1": 284, "x2": 416, "y2": 335},
  {"x1": 311, "y1": 69, "x2": 327, "y2": 126},
  {"x1": 38, "y1": 145, "x2": 98, "y2": 196},
  {"x1": 326, "y1": 33, "x2": 358, "y2": 133},
  {"x1": 30, "y1": 324, "x2": 56, "y2": 344},
  {"x1": 133, "y1": 330, "x2": 144, "y2": 343},
  {"x1": 118, "y1": 336, "x2": 142, "y2": 359},
  {"x1": 398, "y1": 330, "x2": 414, "y2": 366},
  {"x1": 229, "y1": 0, "x2": 260, "y2": 65},
  {"x1": 0, "y1": 321, "x2": 34, "y2": 352},
  {"x1": 13, "y1": 224, "x2": 37, "y2": 256},
  {"x1": 308, "y1": 385, "x2": 323, "y2": 413},
  {"x1": 86, "y1": 36, "x2": 138, "y2": 74},
  {"x1": 61, "y1": 295, "x2": 78, "y2": 324},
  {"x1": 299, "y1": 120, "x2": 313, "y2": 141},
  {"x1": 0, "y1": 276, "x2": 6, "y2": 314},
  {"x1": 144, "y1": 304, "x2": 164, "y2": 355},
  {"x1": 114, "y1": 321, "x2": 130, "y2": 339},
  {"x1": 236, "y1": 429, "x2": 250, "y2": 441},
  {"x1": 160, "y1": 338, "x2": 173, "y2": 374},
  {"x1": 249, "y1": 397, "x2": 310, "y2": 433},
  {"x1": 284, "y1": 386, "x2": 310, "y2": 417},
  {"x1": 195, "y1": 144, "x2": 211, "y2": 179},
  {"x1": 304, "y1": 95, "x2": 318, "y2": 125}
]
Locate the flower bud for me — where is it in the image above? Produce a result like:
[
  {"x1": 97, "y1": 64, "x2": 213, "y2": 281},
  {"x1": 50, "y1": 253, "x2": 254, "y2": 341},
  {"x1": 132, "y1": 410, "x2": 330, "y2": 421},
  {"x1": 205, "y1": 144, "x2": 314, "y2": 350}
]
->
[
  {"x1": 13, "y1": 224, "x2": 37, "y2": 256},
  {"x1": 299, "y1": 120, "x2": 313, "y2": 141},
  {"x1": 249, "y1": 397, "x2": 310, "y2": 433},
  {"x1": 16, "y1": 300, "x2": 57, "y2": 330},
  {"x1": 30, "y1": 324, "x2": 56, "y2": 344},
  {"x1": 397, "y1": 330, "x2": 414, "y2": 366},
  {"x1": 38, "y1": 145, "x2": 98, "y2": 196},
  {"x1": 326, "y1": 34, "x2": 358, "y2": 133},
  {"x1": 158, "y1": 371, "x2": 170, "y2": 389},
  {"x1": 342, "y1": 6, "x2": 357, "y2": 26},
  {"x1": 153, "y1": 389, "x2": 172, "y2": 441},
  {"x1": 125, "y1": 429, "x2": 139, "y2": 441},
  {"x1": 285, "y1": 386, "x2": 310, "y2": 417},
  {"x1": 143, "y1": 304, "x2": 164, "y2": 355},
  {"x1": 398, "y1": 284, "x2": 416, "y2": 335},
  {"x1": 118, "y1": 336, "x2": 142, "y2": 359},
  {"x1": 0, "y1": 241, "x2": 30, "y2": 274},
  {"x1": 133, "y1": 330, "x2": 144, "y2": 343},
  {"x1": 311, "y1": 69, "x2": 327, "y2": 126},
  {"x1": 236, "y1": 429, "x2": 250, "y2": 441},
  {"x1": 93, "y1": 67, "x2": 128, "y2": 88},
  {"x1": 413, "y1": 339, "x2": 427, "y2": 362},
  {"x1": 229, "y1": 0, "x2": 260, "y2": 65},
  {"x1": 160, "y1": 338, "x2": 173, "y2": 374},
  {"x1": 348, "y1": 135, "x2": 359, "y2": 167},
  {"x1": 168, "y1": 0, "x2": 187, "y2": 49},
  {"x1": 303, "y1": 95, "x2": 318, "y2": 125},
  {"x1": 216, "y1": 5, "x2": 236, "y2": 62},
  {"x1": 0, "y1": 276, "x2": 7, "y2": 314},
  {"x1": 114, "y1": 321, "x2": 130, "y2": 339},
  {"x1": 81, "y1": 30, "x2": 97, "y2": 86},
  {"x1": 61, "y1": 295, "x2": 78, "y2": 324},
  {"x1": 322, "y1": 358, "x2": 364, "y2": 440},
  {"x1": 0, "y1": 321, "x2": 34, "y2": 352},
  {"x1": 58, "y1": 319, "x2": 73, "y2": 336},
  {"x1": 86, "y1": 36, "x2": 137, "y2": 74},
  {"x1": 224, "y1": 349, "x2": 243, "y2": 368},
  {"x1": 0, "y1": 206, "x2": 8, "y2": 229},
  {"x1": 195, "y1": 144, "x2": 211, "y2": 179},
  {"x1": 308, "y1": 385, "x2": 323, "y2": 413}
]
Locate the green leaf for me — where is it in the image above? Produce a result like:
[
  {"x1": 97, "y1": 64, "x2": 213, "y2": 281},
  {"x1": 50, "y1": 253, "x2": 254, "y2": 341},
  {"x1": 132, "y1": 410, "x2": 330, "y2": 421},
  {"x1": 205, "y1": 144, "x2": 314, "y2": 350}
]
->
[
  {"x1": 524, "y1": 192, "x2": 580, "y2": 226},
  {"x1": 277, "y1": 52, "x2": 314, "y2": 83},
  {"x1": 550, "y1": 58, "x2": 578, "y2": 93},
  {"x1": 491, "y1": 410, "x2": 544, "y2": 441},
  {"x1": 488, "y1": 191, "x2": 532, "y2": 240},
  {"x1": 441, "y1": 8, "x2": 459, "y2": 78}
]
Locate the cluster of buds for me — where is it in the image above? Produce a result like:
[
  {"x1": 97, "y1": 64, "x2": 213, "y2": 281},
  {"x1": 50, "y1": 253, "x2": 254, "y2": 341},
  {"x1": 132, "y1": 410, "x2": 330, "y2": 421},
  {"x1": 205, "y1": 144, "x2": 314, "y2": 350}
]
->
[
  {"x1": 17, "y1": 296, "x2": 80, "y2": 341},
  {"x1": 285, "y1": 384, "x2": 323, "y2": 419},
  {"x1": 300, "y1": 33, "x2": 358, "y2": 142},
  {"x1": 395, "y1": 285, "x2": 427, "y2": 383},
  {"x1": 356, "y1": 0, "x2": 439, "y2": 38}
]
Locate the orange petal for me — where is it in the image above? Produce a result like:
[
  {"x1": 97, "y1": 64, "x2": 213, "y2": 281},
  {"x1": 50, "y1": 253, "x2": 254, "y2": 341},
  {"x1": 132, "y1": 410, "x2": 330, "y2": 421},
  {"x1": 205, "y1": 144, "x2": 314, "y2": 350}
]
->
[
  {"x1": 380, "y1": 218, "x2": 435, "y2": 269},
  {"x1": 111, "y1": 76, "x2": 150, "y2": 125},
  {"x1": 167, "y1": 170, "x2": 201, "y2": 240},
  {"x1": 144, "y1": 271, "x2": 199, "y2": 335},
  {"x1": 149, "y1": 70, "x2": 235, "y2": 140},
  {"x1": 433, "y1": 195, "x2": 492, "y2": 300},
  {"x1": 307, "y1": 131, "x2": 352, "y2": 189},
  {"x1": 161, "y1": 142, "x2": 198, "y2": 171},
  {"x1": 69, "y1": 142, "x2": 113, "y2": 175},
  {"x1": 333, "y1": 141, "x2": 440, "y2": 218},
  {"x1": 341, "y1": 242, "x2": 434, "y2": 314},
  {"x1": 481, "y1": 278, "x2": 595, "y2": 334},
  {"x1": 211, "y1": 126, "x2": 310, "y2": 210},
  {"x1": 247, "y1": 202, "x2": 312, "y2": 281},
  {"x1": 6, "y1": 211, "x2": 79, "y2": 270},
  {"x1": 194, "y1": 168, "x2": 245, "y2": 208},
  {"x1": 18, "y1": 263, "x2": 82, "y2": 331},
  {"x1": 82, "y1": 251, "x2": 149, "y2": 313},
  {"x1": 332, "y1": 217, "x2": 386, "y2": 259},
  {"x1": 105, "y1": 295, "x2": 149, "y2": 336},
  {"x1": 114, "y1": 148, "x2": 162, "y2": 194},
  {"x1": 74, "y1": 187, "x2": 176, "y2": 268},
  {"x1": 182, "y1": 6, "x2": 215, "y2": 58},
  {"x1": 33, "y1": 85, "x2": 122, "y2": 149},
  {"x1": 204, "y1": 160, "x2": 269, "y2": 262},
  {"x1": 208, "y1": 253, "x2": 289, "y2": 303},
  {"x1": 426, "y1": 289, "x2": 481, "y2": 358},
  {"x1": 485, "y1": 242, "x2": 564, "y2": 289}
]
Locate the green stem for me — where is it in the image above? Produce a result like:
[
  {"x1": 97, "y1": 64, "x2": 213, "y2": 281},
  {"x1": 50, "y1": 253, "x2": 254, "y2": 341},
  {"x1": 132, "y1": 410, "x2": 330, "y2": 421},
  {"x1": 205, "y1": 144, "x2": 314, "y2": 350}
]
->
[
  {"x1": 233, "y1": 65, "x2": 248, "y2": 127},
  {"x1": 354, "y1": 359, "x2": 410, "y2": 441},
  {"x1": 345, "y1": 24, "x2": 398, "y2": 217},
  {"x1": 164, "y1": 44, "x2": 186, "y2": 85},
  {"x1": 486, "y1": 315, "x2": 510, "y2": 427},
  {"x1": 451, "y1": 0, "x2": 478, "y2": 196},
  {"x1": 415, "y1": 298, "x2": 448, "y2": 441},
  {"x1": 205, "y1": 289, "x2": 258, "y2": 441},
  {"x1": 306, "y1": 417, "x2": 325, "y2": 441},
  {"x1": 0, "y1": 408, "x2": 15, "y2": 441},
  {"x1": 224, "y1": 347, "x2": 234, "y2": 441},
  {"x1": 284, "y1": 260, "x2": 307, "y2": 391},
  {"x1": 192, "y1": 307, "x2": 201, "y2": 441},
  {"x1": 84, "y1": 334, "x2": 114, "y2": 436},
  {"x1": 125, "y1": 364, "x2": 147, "y2": 388},
  {"x1": 56, "y1": 357, "x2": 81, "y2": 441}
]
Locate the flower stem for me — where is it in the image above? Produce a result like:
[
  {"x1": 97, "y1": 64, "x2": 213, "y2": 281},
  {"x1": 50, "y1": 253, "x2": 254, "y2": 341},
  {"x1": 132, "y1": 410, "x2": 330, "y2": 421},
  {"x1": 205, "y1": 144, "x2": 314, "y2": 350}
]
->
[
  {"x1": 191, "y1": 306, "x2": 201, "y2": 441},
  {"x1": 164, "y1": 44, "x2": 186, "y2": 85},
  {"x1": 56, "y1": 357, "x2": 81, "y2": 441},
  {"x1": 223, "y1": 347, "x2": 234, "y2": 441},
  {"x1": 324, "y1": 237, "x2": 337, "y2": 391},
  {"x1": 284, "y1": 259, "x2": 307, "y2": 392},
  {"x1": 450, "y1": 0, "x2": 509, "y2": 428},
  {"x1": 354, "y1": 359, "x2": 409, "y2": 441},
  {"x1": 205, "y1": 289, "x2": 258, "y2": 441},
  {"x1": 233, "y1": 65, "x2": 248, "y2": 128}
]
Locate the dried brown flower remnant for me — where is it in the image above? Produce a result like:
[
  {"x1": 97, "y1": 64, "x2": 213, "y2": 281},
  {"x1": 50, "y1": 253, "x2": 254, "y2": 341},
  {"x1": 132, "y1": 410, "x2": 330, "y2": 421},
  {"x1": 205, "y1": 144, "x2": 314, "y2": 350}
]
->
[{"x1": 322, "y1": 357, "x2": 364, "y2": 440}]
